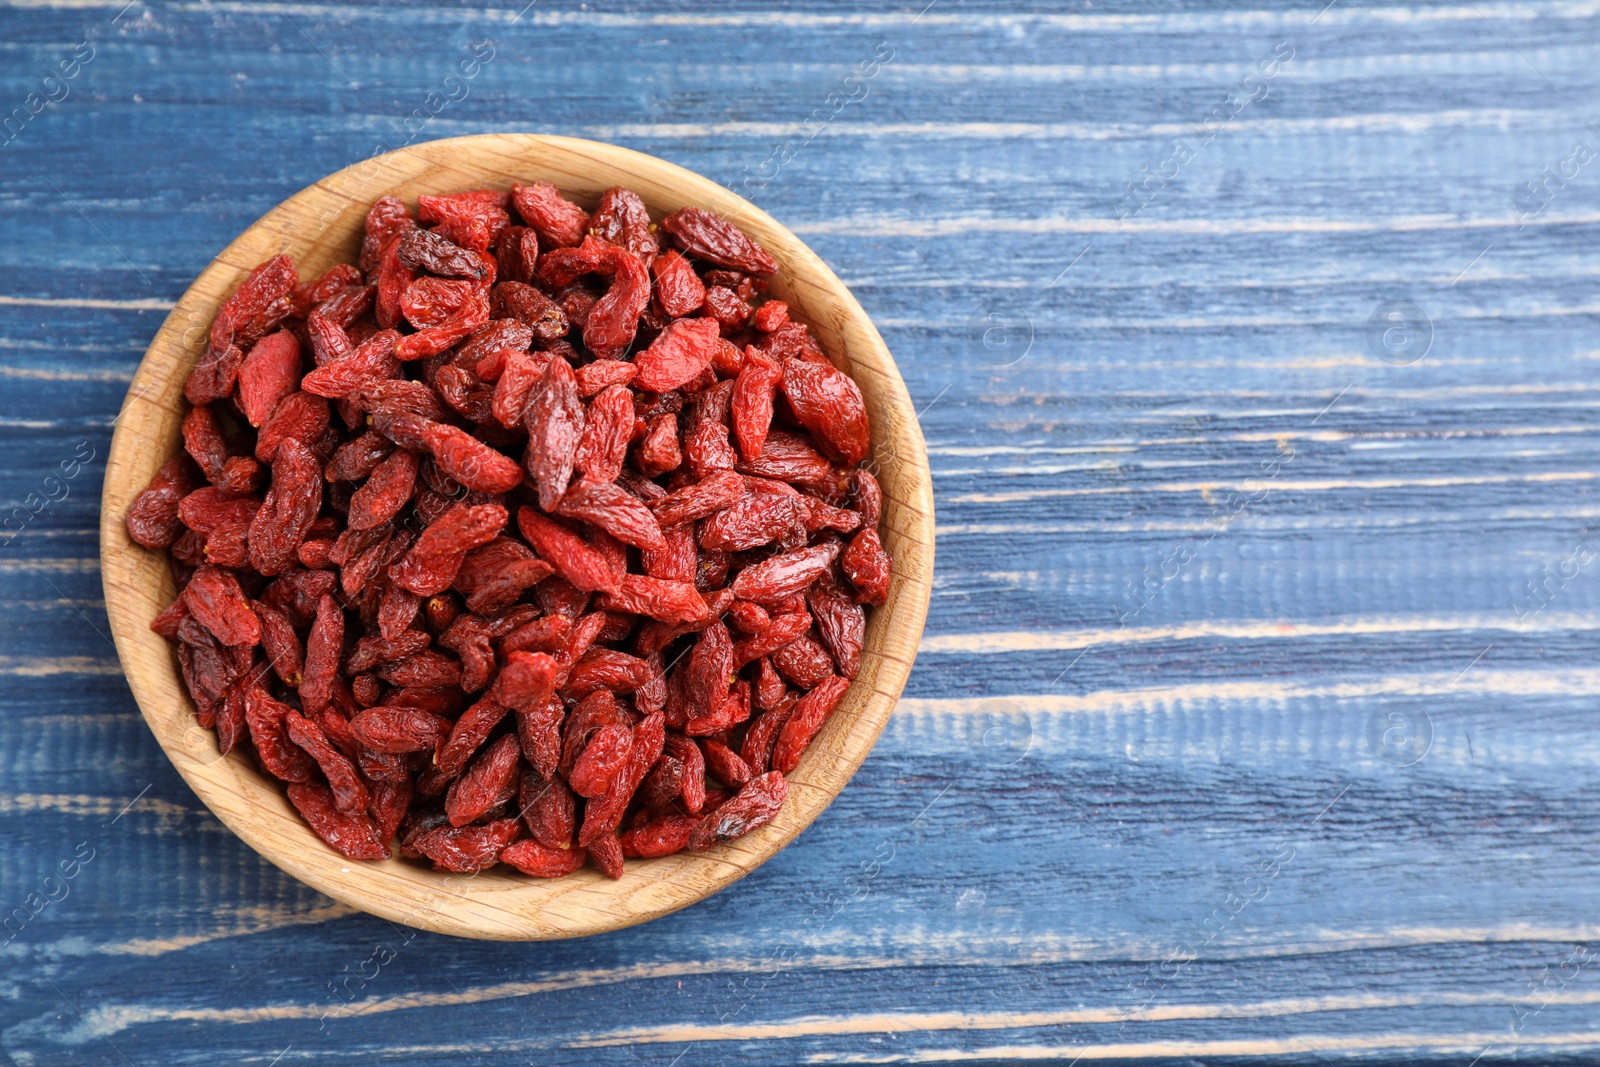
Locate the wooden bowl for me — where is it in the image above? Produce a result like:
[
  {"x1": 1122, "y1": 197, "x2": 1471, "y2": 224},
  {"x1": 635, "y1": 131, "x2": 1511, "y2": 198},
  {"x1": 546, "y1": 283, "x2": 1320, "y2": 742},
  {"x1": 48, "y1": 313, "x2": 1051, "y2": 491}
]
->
[{"x1": 99, "y1": 134, "x2": 934, "y2": 940}]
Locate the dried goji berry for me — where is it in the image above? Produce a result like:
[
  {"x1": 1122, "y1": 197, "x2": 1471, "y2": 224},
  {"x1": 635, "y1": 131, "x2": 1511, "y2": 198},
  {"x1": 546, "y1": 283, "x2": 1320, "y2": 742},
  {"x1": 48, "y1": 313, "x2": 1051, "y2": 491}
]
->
[
  {"x1": 574, "y1": 359, "x2": 637, "y2": 398},
  {"x1": 389, "y1": 502, "x2": 507, "y2": 596},
  {"x1": 515, "y1": 506, "x2": 622, "y2": 595},
  {"x1": 652, "y1": 248, "x2": 706, "y2": 318},
  {"x1": 665, "y1": 732, "x2": 708, "y2": 814},
  {"x1": 298, "y1": 593, "x2": 344, "y2": 713},
  {"x1": 287, "y1": 782, "x2": 388, "y2": 860},
  {"x1": 348, "y1": 448, "x2": 418, "y2": 530},
  {"x1": 446, "y1": 733, "x2": 521, "y2": 826},
  {"x1": 568, "y1": 722, "x2": 633, "y2": 799},
  {"x1": 781, "y1": 358, "x2": 871, "y2": 465},
  {"x1": 237, "y1": 330, "x2": 303, "y2": 428},
  {"x1": 182, "y1": 565, "x2": 260, "y2": 648},
  {"x1": 524, "y1": 355, "x2": 583, "y2": 511},
  {"x1": 349, "y1": 705, "x2": 452, "y2": 753},
  {"x1": 491, "y1": 281, "x2": 568, "y2": 341},
  {"x1": 841, "y1": 526, "x2": 891, "y2": 606},
  {"x1": 772, "y1": 634, "x2": 835, "y2": 689},
  {"x1": 512, "y1": 181, "x2": 590, "y2": 248},
  {"x1": 420, "y1": 421, "x2": 523, "y2": 494},
  {"x1": 254, "y1": 392, "x2": 330, "y2": 464},
  {"x1": 579, "y1": 710, "x2": 663, "y2": 847},
  {"x1": 701, "y1": 739, "x2": 752, "y2": 788},
  {"x1": 211, "y1": 254, "x2": 298, "y2": 351},
  {"x1": 689, "y1": 771, "x2": 787, "y2": 850},
  {"x1": 622, "y1": 811, "x2": 700, "y2": 857},
  {"x1": 140, "y1": 180, "x2": 889, "y2": 877},
  {"x1": 412, "y1": 817, "x2": 521, "y2": 872},
  {"x1": 285, "y1": 710, "x2": 370, "y2": 814},
  {"x1": 636, "y1": 412, "x2": 682, "y2": 477},
  {"x1": 633, "y1": 317, "x2": 720, "y2": 394},
  {"x1": 771, "y1": 675, "x2": 850, "y2": 774},
  {"x1": 397, "y1": 228, "x2": 489, "y2": 280},
  {"x1": 591, "y1": 186, "x2": 658, "y2": 264},
  {"x1": 127, "y1": 455, "x2": 201, "y2": 549},
  {"x1": 502, "y1": 837, "x2": 586, "y2": 877},
  {"x1": 247, "y1": 438, "x2": 323, "y2": 576},
  {"x1": 583, "y1": 241, "x2": 651, "y2": 360},
  {"x1": 730, "y1": 541, "x2": 840, "y2": 604},
  {"x1": 519, "y1": 770, "x2": 576, "y2": 848},
  {"x1": 360, "y1": 195, "x2": 415, "y2": 273},
  {"x1": 661, "y1": 207, "x2": 779, "y2": 276},
  {"x1": 808, "y1": 572, "x2": 865, "y2": 679},
  {"x1": 184, "y1": 341, "x2": 245, "y2": 406}
]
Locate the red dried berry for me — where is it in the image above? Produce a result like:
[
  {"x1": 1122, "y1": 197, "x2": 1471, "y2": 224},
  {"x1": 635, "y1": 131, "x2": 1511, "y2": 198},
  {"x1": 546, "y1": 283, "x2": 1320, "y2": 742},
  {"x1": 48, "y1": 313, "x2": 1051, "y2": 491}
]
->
[
  {"x1": 568, "y1": 722, "x2": 634, "y2": 799},
  {"x1": 689, "y1": 771, "x2": 787, "y2": 850},
  {"x1": 771, "y1": 675, "x2": 851, "y2": 774},
  {"x1": 287, "y1": 782, "x2": 388, "y2": 860},
  {"x1": 389, "y1": 503, "x2": 507, "y2": 596},
  {"x1": 632, "y1": 317, "x2": 720, "y2": 394},
  {"x1": 781, "y1": 358, "x2": 871, "y2": 465},
  {"x1": 127, "y1": 456, "x2": 201, "y2": 549},
  {"x1": 591, "y1": 186, "x2": 658, "y2": 264},
  {"x1": 516, "y1": 507, "x2": 622, "y2": 595},
  {"x1": 652, "y1": 248, "x2": 706, "y2": 318},
  {"x1": 420, "y1": 421, "x2": 523, "y2": 493},
  {"x1": 349, "y1": 705, "x2": 452, "y2": 753},
  {"x1": 247, "y1": 438, "x2": 323, "y2": 577},
  {"x1": 502, "y1": 838, "x2": 587, "y2": 878},
  {"x1": 446, "y1": 733, "x2": 521, "y2": 827},
  {"x1": 139, "y1": 179, "x2": 889, "y2": 878},
  {"x1": 237, "y1": 329, "x2": 302, "y2": 428},
  {"x1": 841, "y1": 527, "x2": 891, "y2": 606},
  {"x1": 412, "y1": 817, "x2": 521, "y2": 872},
  {"x1": 583, "y1": 241, "x2": 651, "y2": 360},
  {"x1": 661, "y1": 207, "x2": 779, "y2": 276},
  {"x1": 182, "y1": 565, "x2": 260, "y2": 648},
  {"x1": 512, "y1": 181, "x2": 590, "y2": 248}
]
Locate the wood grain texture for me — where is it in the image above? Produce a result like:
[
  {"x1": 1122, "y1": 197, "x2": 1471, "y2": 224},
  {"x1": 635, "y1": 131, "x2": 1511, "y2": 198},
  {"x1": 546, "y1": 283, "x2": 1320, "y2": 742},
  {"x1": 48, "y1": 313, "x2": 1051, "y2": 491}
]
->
[
  {"x1": 98, "y1": 133, "x2": 934, "y2": 940},
  {"x1": 4, "y1": 0, "x2": 1600, "y2": 1062}
]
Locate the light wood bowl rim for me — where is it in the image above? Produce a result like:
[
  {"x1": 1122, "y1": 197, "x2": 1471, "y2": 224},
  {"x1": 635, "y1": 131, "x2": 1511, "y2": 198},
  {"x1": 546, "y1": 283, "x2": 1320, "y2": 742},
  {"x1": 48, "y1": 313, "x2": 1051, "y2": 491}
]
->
[{"x1": 99, "y1": 133, "x2": 934, "y2": 940}]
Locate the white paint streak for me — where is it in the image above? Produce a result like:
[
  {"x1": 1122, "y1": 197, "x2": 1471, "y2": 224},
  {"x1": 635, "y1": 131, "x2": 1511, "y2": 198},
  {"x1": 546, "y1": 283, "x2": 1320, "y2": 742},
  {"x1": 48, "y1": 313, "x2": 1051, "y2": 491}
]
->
[
  {"x1": 793, "y1": 209, "x2": 1600, "y2": 239},
  {"x1": 0, "y1": 295, "x2": 174, "y2": 312},
  {"x1": 945, "y1": 470, "x2": 1595, "y2": 505},
  {"x1": 896, "y1": 668, "x2": 1600, "y2": 716},
  {"x1": 569, "y1": 990, "x2": 1600, "y2": 1046},
  {"x1": 0, "y1": 656, "x2": 123, "y2": 677},
  {"x1": 802, "y1": 1031, "x2": 1600, "y2": 1064},
  {"x1": 920, "y1": 612, "x2": 1600, "y2": 655}
]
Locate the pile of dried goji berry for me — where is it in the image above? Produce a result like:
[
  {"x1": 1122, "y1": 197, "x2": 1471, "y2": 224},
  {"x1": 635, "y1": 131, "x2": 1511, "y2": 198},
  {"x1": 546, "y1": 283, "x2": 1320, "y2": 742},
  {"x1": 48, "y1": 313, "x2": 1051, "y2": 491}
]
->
[{"x1": 126, "y1": 182, "x2": 892, "y2": 878}]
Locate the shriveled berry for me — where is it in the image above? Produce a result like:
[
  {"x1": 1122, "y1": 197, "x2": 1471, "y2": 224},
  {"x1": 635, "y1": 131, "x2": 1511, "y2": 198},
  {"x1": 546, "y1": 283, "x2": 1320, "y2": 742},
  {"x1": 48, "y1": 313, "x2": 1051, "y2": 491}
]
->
[
  {"x1": 390, "y1": 503, "x2": 507, "y2": 596},
  {"x1": 512, "y1": 181, "x2": 590, "y2": 248},
  {"x1": 842, "y1": 526, "x2": 891, "y2": 606},
  {"x1": 138, "y1": 180, "x2": 890, "y2": 883},
  {"x1": 288, "y1": 782, "x2": 388, "y2": 860},
  {"x1": 661, "y1": 207, "x2": 779, "y2": 276},
  {"x1": 127, "y1": 456, "x2": 200, "y2": 549},
  {"x1": 689, "y1": 771, "x2": 787, "y2": 850},
  {"x1": 397, "y1": 228, "x2": 489, "y2": 280},
  {"x1": 182, "y1": 565, "x2": 260, "y2": 647},
  {"x1": 502, "y1": 838, "x2": 586, "y2": 877},
  {"x1": 525, "y1": 355, "x2": 583, "y2": 511},
  {"x1": 633, "y1": 317, "x2": 720, "y2": 394},
  {"x1": 771, "y1": 675, "x2": 851, "y2": 774},
  {"x1": 237, "y1": 330, "x2": 302, "y2": 428}
]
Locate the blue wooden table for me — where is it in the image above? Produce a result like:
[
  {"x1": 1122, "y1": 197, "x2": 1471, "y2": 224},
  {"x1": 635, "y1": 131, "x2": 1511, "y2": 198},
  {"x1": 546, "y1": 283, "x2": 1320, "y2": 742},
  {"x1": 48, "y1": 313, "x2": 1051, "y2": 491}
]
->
[{"x1": 5, "y1": 1, "x2": 1600, "y2": 1063}]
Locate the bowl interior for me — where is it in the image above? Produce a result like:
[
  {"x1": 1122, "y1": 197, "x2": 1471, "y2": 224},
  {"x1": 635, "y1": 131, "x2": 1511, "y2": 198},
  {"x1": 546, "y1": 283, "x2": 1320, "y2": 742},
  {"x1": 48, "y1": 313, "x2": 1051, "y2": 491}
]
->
[{"x1": 99, "y1": 134, "x2": 933, "y2": 940}]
